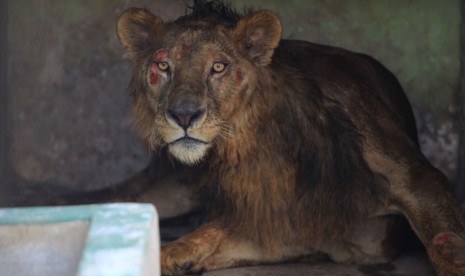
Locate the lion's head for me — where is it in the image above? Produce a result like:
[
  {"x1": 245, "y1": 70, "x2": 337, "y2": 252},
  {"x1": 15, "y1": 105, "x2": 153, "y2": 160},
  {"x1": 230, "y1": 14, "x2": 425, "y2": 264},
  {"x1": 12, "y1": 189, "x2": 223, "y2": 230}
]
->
[{"x1": 117, "y1": 2, "x2": 282, "y2": 165}]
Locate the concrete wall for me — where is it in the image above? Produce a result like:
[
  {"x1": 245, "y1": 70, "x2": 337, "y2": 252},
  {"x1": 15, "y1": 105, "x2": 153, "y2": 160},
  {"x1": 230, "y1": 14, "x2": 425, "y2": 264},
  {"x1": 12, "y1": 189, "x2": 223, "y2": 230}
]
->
[{"x1": 1, "y1": 0, "x2": 462, "y2": 204}]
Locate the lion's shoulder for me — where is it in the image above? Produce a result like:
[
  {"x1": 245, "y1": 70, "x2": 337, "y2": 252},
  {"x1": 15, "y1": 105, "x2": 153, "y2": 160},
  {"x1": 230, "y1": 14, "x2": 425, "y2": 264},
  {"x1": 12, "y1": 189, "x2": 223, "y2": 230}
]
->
[{"x1": 271, "y1": 39, "x2": 418, "y2": 144}]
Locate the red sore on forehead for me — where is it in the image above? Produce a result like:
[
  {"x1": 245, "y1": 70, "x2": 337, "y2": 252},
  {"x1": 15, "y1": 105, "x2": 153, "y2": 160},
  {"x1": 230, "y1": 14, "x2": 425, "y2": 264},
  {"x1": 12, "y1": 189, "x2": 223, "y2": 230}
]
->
[
  {"x1": 154, "y1": 50, "x2": 168, "y2": 61},
  {"x1": 181, "y1": 44, "x2": 190, "y2": 55},
  {"x1": 175, "y1": 44, "x2": 191, "y2": 60}
]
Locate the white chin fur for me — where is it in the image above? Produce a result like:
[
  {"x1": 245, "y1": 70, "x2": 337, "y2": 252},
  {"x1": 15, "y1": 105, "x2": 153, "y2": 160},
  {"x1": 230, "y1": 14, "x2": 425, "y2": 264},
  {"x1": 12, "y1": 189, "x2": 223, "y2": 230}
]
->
[{"x1": 168, "y1": 140, "x2": 210, "y2": 165}]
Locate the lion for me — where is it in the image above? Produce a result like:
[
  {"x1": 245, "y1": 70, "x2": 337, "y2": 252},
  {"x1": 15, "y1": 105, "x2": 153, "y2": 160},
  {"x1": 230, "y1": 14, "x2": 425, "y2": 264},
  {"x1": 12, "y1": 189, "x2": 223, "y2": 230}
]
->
[{"x1": 45, "y1": 1, "x2": 465, "y2": 275}]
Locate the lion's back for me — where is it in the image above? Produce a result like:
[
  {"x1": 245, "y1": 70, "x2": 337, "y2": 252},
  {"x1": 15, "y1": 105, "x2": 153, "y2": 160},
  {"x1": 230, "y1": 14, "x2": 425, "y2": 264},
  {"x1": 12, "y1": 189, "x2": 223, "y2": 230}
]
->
[{"x1": 273, "y1": 40, "x2": 419, "y2": 145}]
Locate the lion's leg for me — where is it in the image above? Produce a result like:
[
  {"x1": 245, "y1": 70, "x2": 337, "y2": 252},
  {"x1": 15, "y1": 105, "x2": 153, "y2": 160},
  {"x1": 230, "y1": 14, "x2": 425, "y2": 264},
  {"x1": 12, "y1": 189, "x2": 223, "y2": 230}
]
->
[
  {"x1": 136, "y1": 173, "x2": 201, "y2": 220},
  {"x1": 367, "y1": 150, "x2": 465, "y2": 275},
  {"x1": 29, "y1": 150, "x2": 202, "y2": 220},
  {"x1": 58, "y1": 168, "x2": 201, "y2": 220},
  {"x1": 160, "y1": 222, "x2": 316, "y2": 275},
  {"x1": 323, "y1": 215, "x2": 408, "y2": 265}
]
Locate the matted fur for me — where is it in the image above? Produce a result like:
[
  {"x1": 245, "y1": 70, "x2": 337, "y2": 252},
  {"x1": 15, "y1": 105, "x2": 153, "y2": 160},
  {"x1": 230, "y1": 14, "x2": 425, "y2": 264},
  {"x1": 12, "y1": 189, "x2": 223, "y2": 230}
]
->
[{"x1": 115, "y1": 1, "x2": 465, "y2": 275}]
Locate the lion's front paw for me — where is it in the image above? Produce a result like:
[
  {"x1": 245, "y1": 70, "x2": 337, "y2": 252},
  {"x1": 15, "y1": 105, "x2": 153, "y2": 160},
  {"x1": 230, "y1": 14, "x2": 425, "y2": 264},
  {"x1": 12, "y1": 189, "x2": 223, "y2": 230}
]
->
[
  {"x1": 430, "y1": 232, "x2": 465, "y2": 276},
  {"x1": 161, "y1": 240, "x2": 212, "y2": 275}
]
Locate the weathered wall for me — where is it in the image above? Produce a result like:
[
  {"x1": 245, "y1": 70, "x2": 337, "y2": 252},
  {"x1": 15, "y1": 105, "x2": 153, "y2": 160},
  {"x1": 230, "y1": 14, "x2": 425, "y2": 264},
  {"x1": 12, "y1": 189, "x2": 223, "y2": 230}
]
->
[{"x1": 2, "y1": 0, "x2": 462, "y2": 203}]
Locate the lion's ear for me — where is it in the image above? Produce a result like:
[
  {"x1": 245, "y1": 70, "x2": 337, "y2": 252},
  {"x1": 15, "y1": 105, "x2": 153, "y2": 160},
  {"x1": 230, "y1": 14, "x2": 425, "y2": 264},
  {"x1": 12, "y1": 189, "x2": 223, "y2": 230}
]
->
[
  {"x1": 233, "y1": 10, "x2": 282, "y2": 66},
  {"x1": 117, "y1": 8, "x2": 164, "y2": 60}
]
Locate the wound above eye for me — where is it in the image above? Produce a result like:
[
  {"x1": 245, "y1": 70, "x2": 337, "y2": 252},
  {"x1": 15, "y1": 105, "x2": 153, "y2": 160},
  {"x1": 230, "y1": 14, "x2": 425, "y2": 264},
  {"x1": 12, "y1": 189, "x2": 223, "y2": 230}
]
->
[{"x1": 154, "y1": 50, "x2": 168, "y2": 61}]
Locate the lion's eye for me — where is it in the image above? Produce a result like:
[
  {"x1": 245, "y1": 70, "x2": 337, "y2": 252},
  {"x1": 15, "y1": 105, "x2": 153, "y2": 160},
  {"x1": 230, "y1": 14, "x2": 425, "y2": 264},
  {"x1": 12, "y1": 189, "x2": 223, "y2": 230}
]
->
[
  {"x1": 157, "y1": 62, "x2": 169, "y2": 72},
  {"x1": 212, "y1": 62, "x2": 226, "y2": 73}
]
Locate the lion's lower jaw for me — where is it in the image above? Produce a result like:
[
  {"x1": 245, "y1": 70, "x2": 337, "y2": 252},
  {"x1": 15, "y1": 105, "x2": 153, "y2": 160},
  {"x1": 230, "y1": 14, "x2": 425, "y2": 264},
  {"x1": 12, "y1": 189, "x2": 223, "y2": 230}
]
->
[{"x1": 168, "y1": 140, "x2": 210, "y2": 165}]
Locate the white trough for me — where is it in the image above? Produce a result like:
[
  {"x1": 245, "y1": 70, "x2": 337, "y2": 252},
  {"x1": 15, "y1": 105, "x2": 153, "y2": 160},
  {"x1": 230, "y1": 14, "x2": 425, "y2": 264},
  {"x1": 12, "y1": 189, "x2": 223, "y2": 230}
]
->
[{"x1": 0, "y1": 203, "x2": 160, "y2": 276}]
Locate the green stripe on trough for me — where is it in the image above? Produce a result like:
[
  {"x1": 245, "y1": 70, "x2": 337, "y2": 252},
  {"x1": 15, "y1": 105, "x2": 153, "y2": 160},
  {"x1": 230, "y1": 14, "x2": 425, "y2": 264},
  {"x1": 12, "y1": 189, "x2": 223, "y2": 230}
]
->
[{"x1": 0, "y1": 203, "x2": 160, "y2": 276}]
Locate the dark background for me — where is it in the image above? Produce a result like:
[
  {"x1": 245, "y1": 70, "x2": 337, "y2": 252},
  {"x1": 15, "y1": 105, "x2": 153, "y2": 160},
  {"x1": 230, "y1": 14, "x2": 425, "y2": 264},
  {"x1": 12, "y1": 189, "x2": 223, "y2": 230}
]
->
[{"x1": 1, "y1": 0, "x2": 464, "y2": 207}]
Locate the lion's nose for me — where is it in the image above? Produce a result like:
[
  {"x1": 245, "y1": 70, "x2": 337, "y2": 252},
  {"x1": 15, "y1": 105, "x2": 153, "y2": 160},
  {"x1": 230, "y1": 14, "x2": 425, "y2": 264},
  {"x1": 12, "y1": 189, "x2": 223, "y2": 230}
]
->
[{"x1": 167, "y1": 101, "x2": 206, "y2": 129}]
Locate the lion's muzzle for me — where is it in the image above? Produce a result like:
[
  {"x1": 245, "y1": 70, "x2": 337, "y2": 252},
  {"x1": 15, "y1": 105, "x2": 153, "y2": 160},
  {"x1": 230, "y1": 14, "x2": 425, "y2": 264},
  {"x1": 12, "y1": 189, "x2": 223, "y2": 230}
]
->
[
  {"x1": 167, "y1": 96, "x2": 206, "y2": 130},
  {"x1": 164, "y1": 95, "x2": 211, "y2": 164}
]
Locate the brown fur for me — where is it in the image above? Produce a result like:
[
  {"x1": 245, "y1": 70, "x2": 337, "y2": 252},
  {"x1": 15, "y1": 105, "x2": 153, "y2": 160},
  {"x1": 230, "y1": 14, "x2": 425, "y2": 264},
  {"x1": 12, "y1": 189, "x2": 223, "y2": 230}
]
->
[
  {"x1": 58, "y1": 1, "x2": 465, "y2": 275},
  {"x1": 119, "y1": 4, "x2": 380, "y2": 249}
]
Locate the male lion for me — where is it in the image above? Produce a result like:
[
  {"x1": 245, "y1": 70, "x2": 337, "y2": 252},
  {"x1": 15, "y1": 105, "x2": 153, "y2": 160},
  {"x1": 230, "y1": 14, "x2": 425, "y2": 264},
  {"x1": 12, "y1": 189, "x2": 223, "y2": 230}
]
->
[{"x1": 57, "y1": 1, "x2": 465, "y2": 275}]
